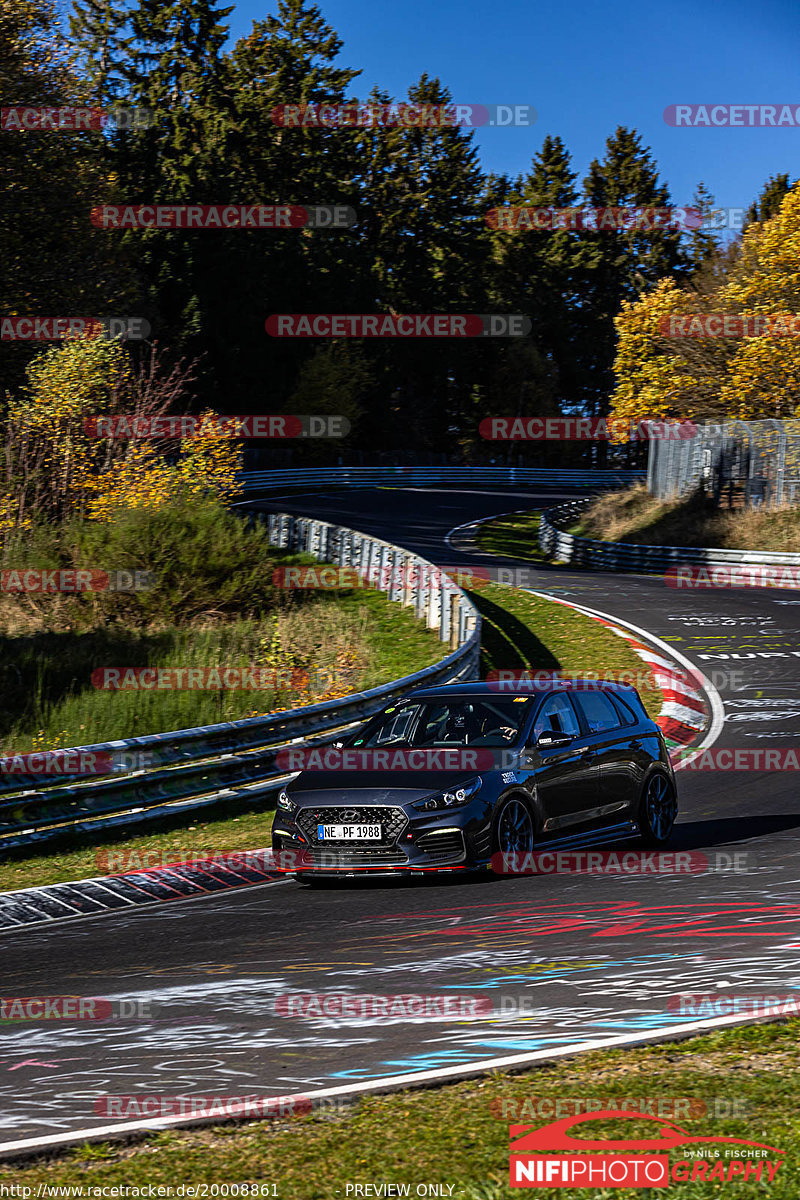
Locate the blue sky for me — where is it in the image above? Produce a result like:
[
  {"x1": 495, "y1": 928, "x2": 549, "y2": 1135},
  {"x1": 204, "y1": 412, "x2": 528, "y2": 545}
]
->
[{"x1": 227, "y1": 0, "x2": 800, "y2": 215}]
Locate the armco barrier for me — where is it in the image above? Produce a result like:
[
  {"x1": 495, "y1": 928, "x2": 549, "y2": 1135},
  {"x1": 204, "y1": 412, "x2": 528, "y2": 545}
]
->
[
  {"x1": 539, "y1": 498, "x2": 800, "y2": 572},
  {"x1": 0, "y1": 512, "x2": 480, "y2": 850},
  {"x1": 240, "y1": 467, "x2": 645, "y2": 492}
]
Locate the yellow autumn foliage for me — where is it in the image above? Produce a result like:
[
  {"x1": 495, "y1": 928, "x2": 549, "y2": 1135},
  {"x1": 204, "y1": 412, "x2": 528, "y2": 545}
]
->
[
  {"x1": 610, "y1": 182, "x2": 800, "y2": 431},
  {"x1": 87, "y1": 414, "x2": 242, "y2": 521},
  {"x1": 1, "y1": 336, "x2": 242, "y2": 538},
  {"x1": 610, "y1": 279, "x2": 700, "y2": 437}
]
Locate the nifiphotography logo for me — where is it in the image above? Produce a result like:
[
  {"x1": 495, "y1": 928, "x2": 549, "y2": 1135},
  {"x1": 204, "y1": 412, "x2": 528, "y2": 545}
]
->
[{"x1": 508, "y1": 1110, "x2": 785, "y2": 1188}]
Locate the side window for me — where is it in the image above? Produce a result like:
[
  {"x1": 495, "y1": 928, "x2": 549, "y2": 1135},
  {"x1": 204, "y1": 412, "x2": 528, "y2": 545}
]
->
[
  {"x1": 532, "y1": 693, "x2": 581, "y2": 740},
  {"x1": 575, "y1": 690, "x2": 622, "y2": 733},
  {"x1": 608, "y1": 692, "x2": 638, "y2": 726}
]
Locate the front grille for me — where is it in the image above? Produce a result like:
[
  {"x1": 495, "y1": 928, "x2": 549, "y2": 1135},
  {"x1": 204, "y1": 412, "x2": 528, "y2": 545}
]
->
[
  {"x1": 416, "y1": 829, "x2": 465, "y2": 863},
  {"x1": 296, "y1": 805, "x2": 408, "y2": 847},
  {"x1": 306, "y1": 846, "x2": 409, "y2": 868}
]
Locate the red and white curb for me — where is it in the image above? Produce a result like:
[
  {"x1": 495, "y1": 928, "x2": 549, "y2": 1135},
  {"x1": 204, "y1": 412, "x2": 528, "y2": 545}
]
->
[
  {"x1": 0, "y1": 850, "x2": 288, "y2": 936},
  {"x1": 598, "y1": 624, "x2": 706, "y2": 752}
]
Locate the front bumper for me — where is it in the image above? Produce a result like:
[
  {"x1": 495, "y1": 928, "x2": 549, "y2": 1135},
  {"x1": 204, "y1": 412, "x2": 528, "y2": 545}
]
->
[{"x1": 272, "y1": 800, "x2": 488, "y2": 874}]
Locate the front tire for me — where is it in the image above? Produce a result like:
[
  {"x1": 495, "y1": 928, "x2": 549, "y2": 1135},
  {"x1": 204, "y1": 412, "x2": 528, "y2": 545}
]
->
[
  {"x1": 492, "y1": 795, "x2": 535, "y2": 873},
  {"x1": 637, "y1": 772, "x2": 677, "y2": 846}
]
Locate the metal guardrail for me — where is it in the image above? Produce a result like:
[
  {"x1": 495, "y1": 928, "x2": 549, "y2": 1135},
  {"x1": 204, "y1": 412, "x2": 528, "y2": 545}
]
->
[
  {"x1": 240, "y1": 467, "x2": 646, "y2": 492},
  {"x1": 0, "y1": 512, "x2": 481, "y2": 850},
  {"x1": 539, "y1": 499, "x2": 800, "y2": 571}
]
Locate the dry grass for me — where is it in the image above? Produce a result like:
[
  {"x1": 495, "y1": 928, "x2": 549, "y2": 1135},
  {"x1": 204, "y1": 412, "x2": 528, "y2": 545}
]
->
[{"x1": 575, "y1": 484, "x2": 800, "y2": 551}]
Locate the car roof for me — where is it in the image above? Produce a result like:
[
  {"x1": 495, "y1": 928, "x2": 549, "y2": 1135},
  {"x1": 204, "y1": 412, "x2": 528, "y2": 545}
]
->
[{"x1": 405, "y1": 679, "x2": 643, "y2": 700}]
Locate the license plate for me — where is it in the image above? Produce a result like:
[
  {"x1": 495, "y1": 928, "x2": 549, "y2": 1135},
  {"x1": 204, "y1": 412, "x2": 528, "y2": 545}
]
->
[{"x1": 318, "y1": 824, "x2": 382, "y2": 841}]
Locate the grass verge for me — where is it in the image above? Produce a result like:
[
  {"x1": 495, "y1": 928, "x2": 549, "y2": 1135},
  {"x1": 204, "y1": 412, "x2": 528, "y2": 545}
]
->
[
  {"x1": 3, "y1": 1019, "x2": 797, "y2": 1196},
  {"x1": 467, "y1": 582, "x2": 663, "y2": 721},
  {"x1": 0, "y1": 499, "x2": 445, "y2": 752},
  {"x1": 2, "y1": 581, "x2": 444, "y2": 755},
  {"x1": 473, "y1": 511, "x2": 544, "y2": 562}
]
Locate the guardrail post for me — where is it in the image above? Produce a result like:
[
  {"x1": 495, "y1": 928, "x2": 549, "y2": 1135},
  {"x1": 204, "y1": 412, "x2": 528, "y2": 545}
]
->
[
  {"x1": 417, "y1": 563, "x2": 429, "y2": 622},
  {"x1": 439, "y1": 583, "x2": 449, "y2": 642},
  {"x1": 449, "y1": 592, "x2": 459, "y2": 650},
  {"x1": 401, "y1": 555, "x2": 414, "y2": 607},
  {"x1": 389, "y1": 550, "x2": 401, "y2": 604},
  {"x1": 427, "y1": 566, "x2": 441, "y2": 633}
]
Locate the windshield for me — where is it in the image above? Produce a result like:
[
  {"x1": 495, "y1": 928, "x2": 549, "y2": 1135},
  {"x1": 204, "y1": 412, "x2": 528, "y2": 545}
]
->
[{"x1": 352, "y1": 698, "x2": 530, "y2": 749}]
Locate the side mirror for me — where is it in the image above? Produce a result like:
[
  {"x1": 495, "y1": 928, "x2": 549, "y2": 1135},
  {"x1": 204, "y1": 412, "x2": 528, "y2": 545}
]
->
[{"x1": 536, "y1": 730, "x2": 574, "y2": 750}]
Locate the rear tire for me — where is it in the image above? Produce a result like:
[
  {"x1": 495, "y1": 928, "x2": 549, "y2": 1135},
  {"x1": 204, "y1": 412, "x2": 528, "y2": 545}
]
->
[{"x1": 637, "y1": 772, "x2": 677, "y2": 846}]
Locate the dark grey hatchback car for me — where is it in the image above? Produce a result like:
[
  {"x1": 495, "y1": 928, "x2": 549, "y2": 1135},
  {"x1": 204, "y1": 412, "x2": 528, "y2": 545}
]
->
[{"x1": 270, "y1": 680, "x2": 678, "y2": 879}]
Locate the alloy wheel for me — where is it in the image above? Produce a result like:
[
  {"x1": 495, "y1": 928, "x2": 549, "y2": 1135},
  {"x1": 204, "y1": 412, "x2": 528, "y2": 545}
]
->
[
  {"x1": 496, "y1": 797, "x2": 535, "y2": 856},
  {"x1": 644, "y1": 774, "x2": 677, "y2": 841}
]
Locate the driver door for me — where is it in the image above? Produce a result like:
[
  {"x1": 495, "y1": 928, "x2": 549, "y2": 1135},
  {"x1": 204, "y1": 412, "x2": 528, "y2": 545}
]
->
[{"x1": 523, "y1": 692, "x2": 600, "y2": 833}]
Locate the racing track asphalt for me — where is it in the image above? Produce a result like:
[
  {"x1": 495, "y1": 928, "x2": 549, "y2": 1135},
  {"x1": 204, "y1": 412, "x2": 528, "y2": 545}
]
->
[{"x1": 2, "y1": 486, "x2": 800, "y2": 1154}]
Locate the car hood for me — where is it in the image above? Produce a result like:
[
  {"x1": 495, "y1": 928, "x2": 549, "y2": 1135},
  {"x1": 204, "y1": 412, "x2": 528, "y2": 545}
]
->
[{"x1": 285, "y1": 769, "x2": 488, "y2": 805}]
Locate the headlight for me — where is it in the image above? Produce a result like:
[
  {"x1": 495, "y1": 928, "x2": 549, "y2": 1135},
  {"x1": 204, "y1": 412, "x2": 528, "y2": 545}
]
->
[
  {"x1": 411, "y1": 777, "x2": 482, "y2": 812},
  {"x1": 277, "y1": 790, "x2": 296, "y2": 814}
]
